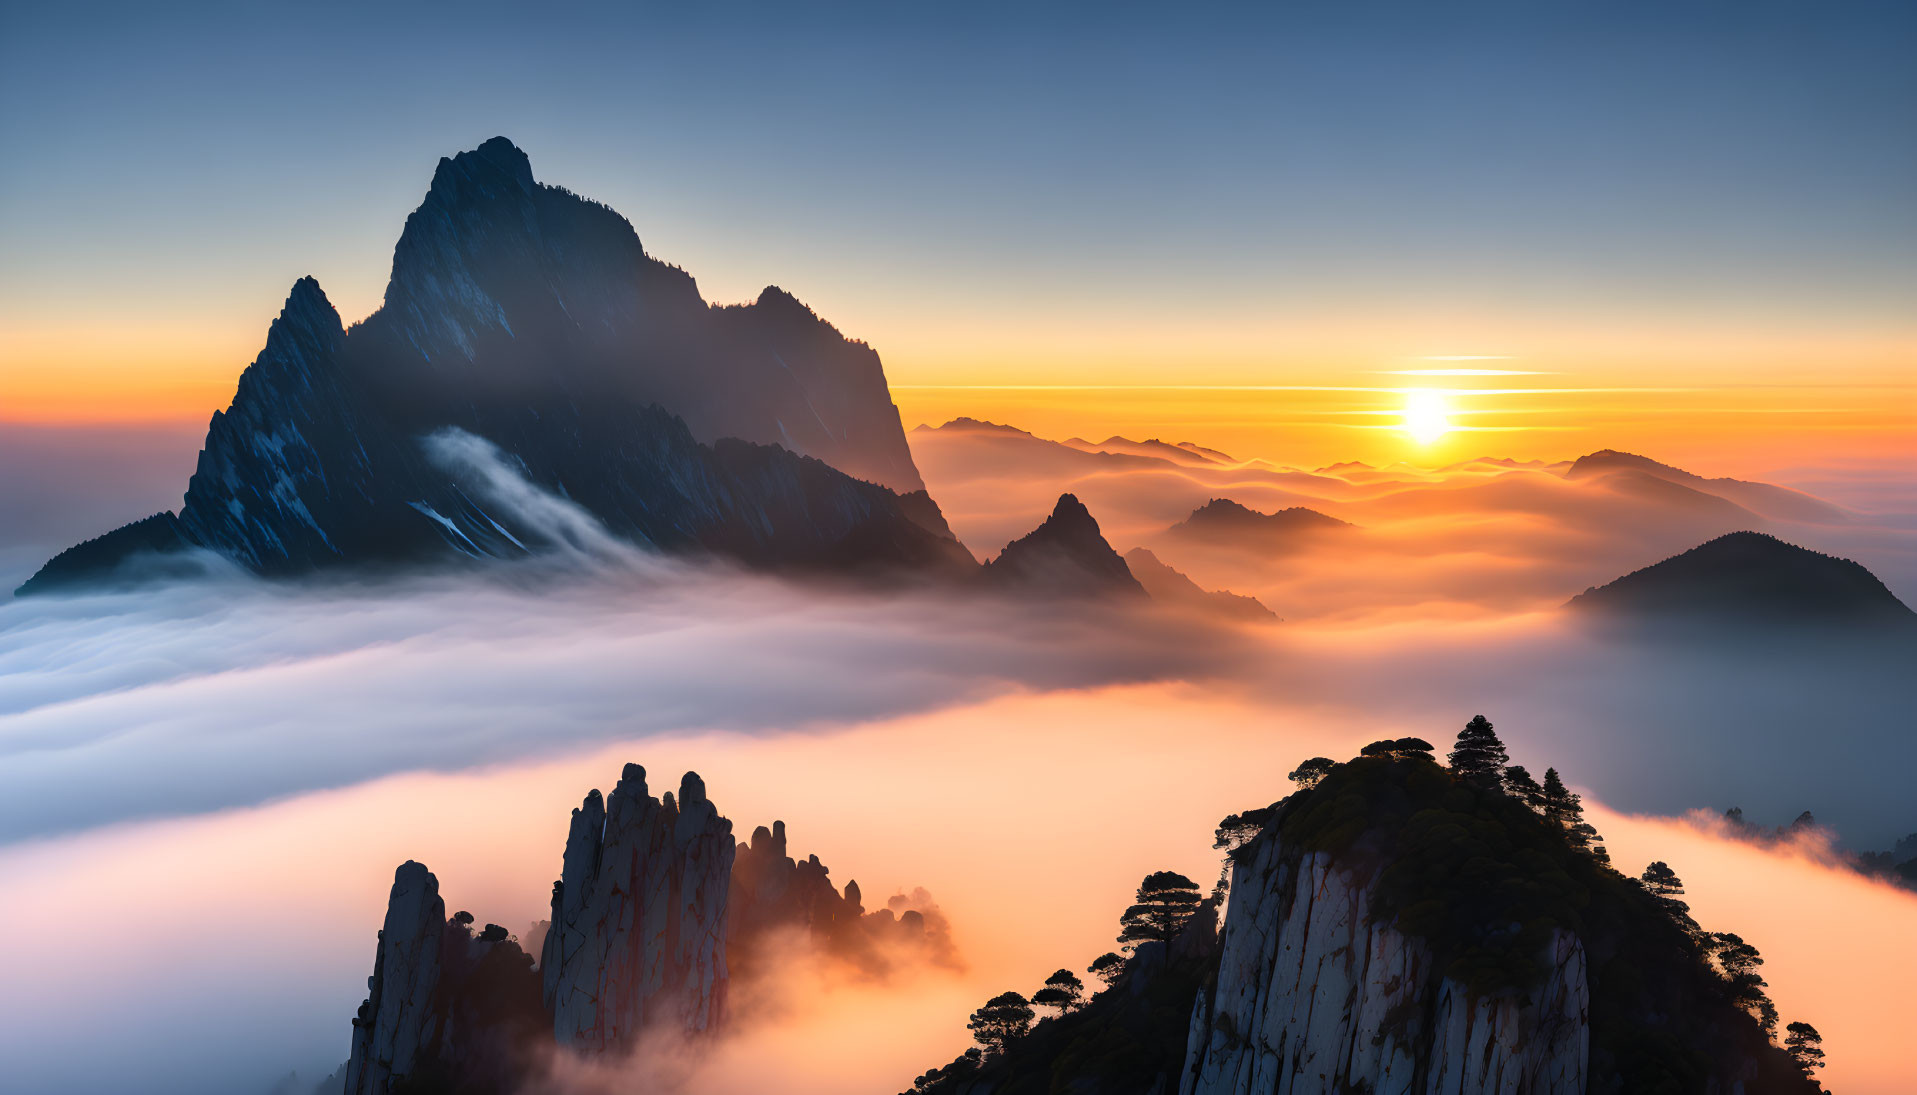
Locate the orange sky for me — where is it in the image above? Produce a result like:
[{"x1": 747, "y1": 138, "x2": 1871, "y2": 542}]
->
[{"x1": 5, "y1": 307, "x2": 1912, "y2": 475}]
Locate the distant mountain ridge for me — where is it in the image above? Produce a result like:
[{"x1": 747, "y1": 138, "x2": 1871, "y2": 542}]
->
[
  {"x1": 1569, "y1": 531, "x2": 1915, "y2": 630},
  {"x1": 1169, "y1": 498, "x2": 1352, "y2": 541},
  {"x1": 18, "y1": 138, "x2": 963, "y2": 595},
  {"x1": 1062, "y1": 435, "x2": 1235, "y2": 467},
  {"x1": 1566, "y1": 450, "x2": 1846, "y2": 524}
]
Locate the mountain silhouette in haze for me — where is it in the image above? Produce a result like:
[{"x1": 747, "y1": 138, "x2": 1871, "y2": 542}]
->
[
  {"x1": 1168, "y1": 498, "x2": 1352, "y2": 545},
  {"x1": 1122, "y1": 548, "x2": 1277, "y2": 621},
  {"x1": 1566, "y1": 450, "x2": 1846, "y2": 524},
  {"x1": 1061, "y1": 435, "x2": 1234, "y2": 467},
  {"x1": 980, "y1": 494, "x2": 1144, "y2": 597},
  {"x1": 17, "y1": 138, "x2": 969, "y2": 595},
  {"x1": 1569, "y1": 531, "x2": 1916, "y2": 631}
]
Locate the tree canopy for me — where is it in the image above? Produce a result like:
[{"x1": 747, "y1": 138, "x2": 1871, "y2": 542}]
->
[
  {"x1": 1288, "y1": 757, "x2": 1336, "y2": 789},
  {"x1": 1359, "y1": 737, "x2": 1434, "y2": 761},
  {"x1": 1118, "y1": 871, "x2": 1203, "y2": 950},
  {"x1": 1783, "y1": 1021, "x2": 1826, "y2": 1077},
  {"x1": 1087, "y1": 951, "x2": 1127, "y2": 989}
]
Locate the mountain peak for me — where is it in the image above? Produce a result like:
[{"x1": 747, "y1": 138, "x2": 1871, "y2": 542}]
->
[
  {"x1": 980, "y1": 494, "x2": 1143, "y2": 597},
  {"x1": 278, "y1": 275, "x2": 339, "y2": 327},
  {"x1": 1048, "y1": 491, "x2": 1095, "y2": 527},
  {"x1": 430, "y1": 135, "x2": 537, "y2": 199},
  {"x1": 1566, "y1": 449, "x2": 1683, "y2": 480}
]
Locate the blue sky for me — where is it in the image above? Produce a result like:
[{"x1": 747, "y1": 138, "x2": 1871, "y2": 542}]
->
[{"x1": 3, "y1": 0, "x2": 1913, "y2": 403}]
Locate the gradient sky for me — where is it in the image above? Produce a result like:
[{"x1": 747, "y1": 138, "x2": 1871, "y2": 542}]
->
[{"x1": 2, "y1": 0, "x2": 1912, "y2": 466}]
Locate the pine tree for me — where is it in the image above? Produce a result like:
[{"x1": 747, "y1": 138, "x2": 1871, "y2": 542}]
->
[
  {"x1": 1031, "y1": 969, "x2": 1086, "y2": 1016},
  {"x1": 1448, "y1": 715, "x2": 1510, "y2": 786},
  {"x1": 1640, "y1": 861, "x2": 1698, "y2": 932},
  {"x1": 1118, "y1": 871, "x2": 1203, "y2": 950},
  {"x1": 967, "y1": 991, "x2": 1034, "y2": 1055},
  {"x1": 1710, "y1": 933, "x2": 1778, "y2": 1034},
  {"x1": 1784, "y1": 1021, "x2": 1826, "y2": 1078},
  {"x1": 1541, "y1": 768, "x2": 1610, "y2": 864},
  {"x1": 1214, "y1": 807, "x2": 1273, "y2": 896},
  {"x1": 1087, "y1": 951, "x2": 1127, "y2": 990},
  {"x1": 1504, "y1": 765, "x2": 1545, "y2": 812},
  {"x1": 1540, "y1": 768, "x2": 1577, "y2": 828}
]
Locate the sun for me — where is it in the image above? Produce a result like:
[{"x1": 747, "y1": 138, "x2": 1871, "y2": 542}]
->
[{"x1": 1401, "y1": 389, "x2": 1453, "y2": 444}]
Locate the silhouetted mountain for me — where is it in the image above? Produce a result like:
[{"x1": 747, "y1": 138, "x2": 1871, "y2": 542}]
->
[
  {"x1": 16, "y1": 513, "x2": 197, "y2": 594},
  {"x1": 1569, "y1": 531, "x2": 1916, "y2": 631},
  {"x1": 980, "y1": 495, "x2": 1144, "y2": 597},
  {"x1": 1567, "y1": 450, "x2": 1846, "y2": 524},
  {"x1": 1168, "y1": 498, "x2": 1352, "y2": 545},
  {"x1": 17, "y1": 138, "x2": 966, "y2": 595},
  {"x1": 1122, "y1": 548, "x2": 1276, "y2": 621},
  {"x1": 1062, "y1": 435, "x2": 1229, "y2": 466}
]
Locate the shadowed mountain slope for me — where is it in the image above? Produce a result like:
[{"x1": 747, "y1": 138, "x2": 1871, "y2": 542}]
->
[
  {"x1": 1569, "y1": 531, "x2": 1915, "y2": 630},
  {"x1": 981, "y1": 494, "x2": 1144, "y2": 597},
  {"x1": 1123, "y1": 548, "x2": 1277, "y2": 621}
]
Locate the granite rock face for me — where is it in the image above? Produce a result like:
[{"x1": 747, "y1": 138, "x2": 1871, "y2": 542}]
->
[
  {"x1": 346, "y1": 861, "x2": 447, "y2": 1094},
  {"x1": 343, "y1": 862, "x2": 546, "y2": 1095},
  {"x1": 541, "y1": 766, "x2": 736, "y2": 1053},
  {"x1": 18, "y1": 138, "x2": 966, "y2": 595},
  {"x1": 1180, "y1": 845, "x2": 1588, "y2": 1095}
]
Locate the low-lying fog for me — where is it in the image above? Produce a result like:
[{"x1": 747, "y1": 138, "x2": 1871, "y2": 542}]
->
[
  {"x1": 1, "y1": 561, "x2": 1913, "y2": 1095},
  {"x1": 2, "y1": 426, "x2": 1912, "y2": 1094}
]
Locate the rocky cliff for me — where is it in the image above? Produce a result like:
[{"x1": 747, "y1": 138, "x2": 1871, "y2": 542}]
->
[
  {"x1": 1180, "y1": 848, "x2": 1587, "y2": 1095},
  {"x1": 906, "y1": 748, "x2": 1818, "y2": 1095},
  {"x1": 18, "y1": 137, "x2": 963, "y2": 595},
  {"x1": 1179, "y1": 755, "x2": 1818, "y2": 1095},
  {"x1": 344, "y1": 862, "x2": 545, "y2": 1095}
]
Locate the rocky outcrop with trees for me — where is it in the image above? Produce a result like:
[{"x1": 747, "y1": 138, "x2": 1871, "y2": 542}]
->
[
  {"x1": 907, "y1": 716, "x2": 1828, "y2": 1095},
  {"x1": 339, "y1": 762, "x2": 951, "y2": 1094}
]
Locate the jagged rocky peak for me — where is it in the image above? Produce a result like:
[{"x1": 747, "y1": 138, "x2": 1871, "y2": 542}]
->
[
  {"x1": 433, "y1": 135, "x2": 538, "y2": 197},
  {"x1": 980, "y1": 493, "x2": 1145, "y2": 597},
  {"x1": 542, "y1": 764, "x2": 735, "y2": 1053},
  {"x1": 17, "y1": 135, "x2": 963, "y2": 595},
  {"x1": 339, "y1": 761, "x2": 955, "y2": 1093},
  {"x1": 344, "y1": 861, "x2": 544, "y2": 1095}
]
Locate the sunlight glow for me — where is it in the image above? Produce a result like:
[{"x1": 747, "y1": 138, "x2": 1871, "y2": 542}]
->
[{"x1": 1401, "y1": 390, "x2": 1453, "y2": 444}]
